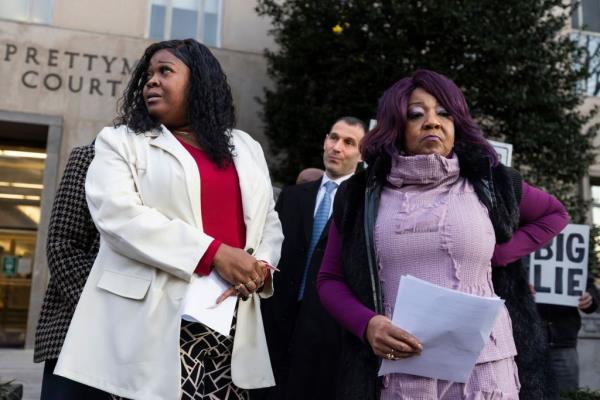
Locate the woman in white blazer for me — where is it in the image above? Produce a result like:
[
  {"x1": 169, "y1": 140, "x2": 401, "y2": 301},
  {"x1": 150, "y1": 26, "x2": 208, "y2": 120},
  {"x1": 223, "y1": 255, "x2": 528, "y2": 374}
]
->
[{"x1": 55, "y1": 39, "x2": 283, "y2": 400}]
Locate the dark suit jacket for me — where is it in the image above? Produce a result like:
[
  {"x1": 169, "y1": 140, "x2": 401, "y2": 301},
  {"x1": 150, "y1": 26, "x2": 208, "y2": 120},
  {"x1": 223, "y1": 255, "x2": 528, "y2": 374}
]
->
[
  {"x1": 34, "y1": 144, "x2": 99, "y2": 362},
  {"x1": 257, "y1": 178, "x2": 342, "y2": 400},
  {"x1": 537, "y1": 277, "x2": 600, "y2": 348}
]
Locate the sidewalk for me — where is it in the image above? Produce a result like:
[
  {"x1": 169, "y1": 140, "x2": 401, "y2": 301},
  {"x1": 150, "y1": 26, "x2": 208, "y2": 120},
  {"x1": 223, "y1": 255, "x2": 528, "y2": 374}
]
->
[
  {"x1": 0, "y1": 349, "x2": 42, "y2": 400},
  {"x1": 0, "y1": 340, "x2": 597, "y2": 398}
]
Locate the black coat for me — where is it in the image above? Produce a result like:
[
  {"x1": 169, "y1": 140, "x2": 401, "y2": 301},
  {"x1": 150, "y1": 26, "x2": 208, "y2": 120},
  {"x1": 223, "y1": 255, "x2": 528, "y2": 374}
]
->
[
  {"x1": 537, "y1": 277, "x2": 599, "y2": 348},
  {"x1": 331, "y1": 152, "x2": 558, "y2": 400},
  {"x1": 256, "y1": 178, "x2": 341, "y2": 400}
]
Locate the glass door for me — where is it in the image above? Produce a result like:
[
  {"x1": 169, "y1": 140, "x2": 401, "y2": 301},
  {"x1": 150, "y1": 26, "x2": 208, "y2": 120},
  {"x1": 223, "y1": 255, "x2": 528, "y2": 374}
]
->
[{"x1": 0, "y1": 144, "x2": 45, "y2": 347}]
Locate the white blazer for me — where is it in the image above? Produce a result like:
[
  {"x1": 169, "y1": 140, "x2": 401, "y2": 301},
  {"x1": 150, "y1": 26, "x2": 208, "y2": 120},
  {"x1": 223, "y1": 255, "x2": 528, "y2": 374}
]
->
[{"x1": 55, "y1": 125, "x2": 283, "y2": 400}]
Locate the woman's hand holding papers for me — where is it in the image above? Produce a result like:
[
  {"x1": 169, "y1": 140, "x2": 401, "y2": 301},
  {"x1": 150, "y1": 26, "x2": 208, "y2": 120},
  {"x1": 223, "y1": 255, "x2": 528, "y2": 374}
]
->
[{"x1": 365, "y1": 315, "x2": 423, "y2": 360}]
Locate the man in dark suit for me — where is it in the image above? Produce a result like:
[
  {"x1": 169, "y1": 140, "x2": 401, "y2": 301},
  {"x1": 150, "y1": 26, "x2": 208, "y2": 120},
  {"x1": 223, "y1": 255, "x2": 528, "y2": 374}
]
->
[
  {"x1": 258, "y1": 116, "x2": 366, "y2": 400},
  {"x1": 34, "y1": 144, "x2": 109, "y2": 399}
]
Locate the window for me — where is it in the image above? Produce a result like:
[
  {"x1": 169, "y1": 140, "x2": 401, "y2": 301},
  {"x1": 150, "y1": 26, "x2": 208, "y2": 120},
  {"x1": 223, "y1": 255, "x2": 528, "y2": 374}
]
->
[
  {"x1": 0, "y1": 120, "x2": 47, "y2": 347},
  {"x1": 572, "y1": 0, "x2": 600, "y2": 33},
  {"x1": 573, "y1": 32, "x2": 600, "y2": 97},
  {"x1": 572, "y1": 0, "x2": 600, "y2": 97},
  {"x1": 148, "y1": 0, "x2": 222, "y2": 47},
  {"x1": 0, "y1": 0, "x2": 52, "y2": 24}
]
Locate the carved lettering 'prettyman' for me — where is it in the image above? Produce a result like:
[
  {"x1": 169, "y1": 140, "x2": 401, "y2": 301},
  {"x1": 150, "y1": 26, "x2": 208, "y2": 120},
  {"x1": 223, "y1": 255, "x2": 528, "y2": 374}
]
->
[{"x1": 4, "y1": 43, "x2": 137, "y2": 97}]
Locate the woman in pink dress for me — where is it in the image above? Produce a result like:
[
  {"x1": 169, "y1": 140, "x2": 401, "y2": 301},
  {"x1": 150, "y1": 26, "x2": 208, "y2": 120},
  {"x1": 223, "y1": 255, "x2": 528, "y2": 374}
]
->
[{"x1": 317, "y1": 69, "x2": 568, "y2": 399}]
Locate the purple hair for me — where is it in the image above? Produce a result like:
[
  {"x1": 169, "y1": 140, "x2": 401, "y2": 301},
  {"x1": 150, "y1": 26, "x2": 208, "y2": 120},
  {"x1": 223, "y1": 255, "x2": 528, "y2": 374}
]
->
[{"x1": 361, "y1": 69, "x2": 498, "y2": 166}]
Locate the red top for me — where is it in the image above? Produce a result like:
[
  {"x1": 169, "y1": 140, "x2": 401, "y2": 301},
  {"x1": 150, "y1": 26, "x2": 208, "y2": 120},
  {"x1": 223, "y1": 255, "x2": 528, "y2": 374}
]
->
[{"x1": 177, "y1": 138, "x2": 246, "y2": 275}]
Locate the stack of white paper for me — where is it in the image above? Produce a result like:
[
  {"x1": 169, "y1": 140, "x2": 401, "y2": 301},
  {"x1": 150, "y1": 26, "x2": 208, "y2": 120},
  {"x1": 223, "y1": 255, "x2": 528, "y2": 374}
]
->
[
  {"x1": 378, "y1": 275, "x2": 504, "y2": 383},
  {"x1": 181, "y1": 270, "x2": 237, "y2": 337}
]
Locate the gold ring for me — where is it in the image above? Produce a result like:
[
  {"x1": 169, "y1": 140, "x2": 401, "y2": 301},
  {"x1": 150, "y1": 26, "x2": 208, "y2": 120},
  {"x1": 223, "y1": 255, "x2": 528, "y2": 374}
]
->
[{"x1": 245, "y1": 280, "x2": 255, "y2": 288}]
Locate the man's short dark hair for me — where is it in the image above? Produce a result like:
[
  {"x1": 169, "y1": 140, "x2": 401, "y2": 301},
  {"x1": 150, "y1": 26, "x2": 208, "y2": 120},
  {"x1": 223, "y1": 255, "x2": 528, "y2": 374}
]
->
[{"x1": 332, "y1": 116, "x2": 367, "y2": 133}]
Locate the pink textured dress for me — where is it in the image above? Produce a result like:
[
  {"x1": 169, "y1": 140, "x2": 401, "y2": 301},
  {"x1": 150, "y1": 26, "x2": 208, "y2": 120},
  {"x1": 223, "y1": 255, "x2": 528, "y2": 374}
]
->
[{"x1": 376, "y1": 153, "x2": 519, "y2": 399}]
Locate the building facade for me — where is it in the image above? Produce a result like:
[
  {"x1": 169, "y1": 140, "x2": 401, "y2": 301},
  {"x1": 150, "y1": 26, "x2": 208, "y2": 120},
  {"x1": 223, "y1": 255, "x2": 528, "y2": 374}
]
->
[
  {"x1": 0, "y1": 0, "x2": 274, "y2": 349},
  {"x1": 572, "y1": 0, "x2": 600, "y2": 390}
]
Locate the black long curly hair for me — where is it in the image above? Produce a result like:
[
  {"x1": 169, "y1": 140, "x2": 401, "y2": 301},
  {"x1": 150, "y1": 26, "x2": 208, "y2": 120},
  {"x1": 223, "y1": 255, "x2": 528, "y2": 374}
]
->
[{"x1": 114, "y1": 39, "x2": 235, "y2": 167}]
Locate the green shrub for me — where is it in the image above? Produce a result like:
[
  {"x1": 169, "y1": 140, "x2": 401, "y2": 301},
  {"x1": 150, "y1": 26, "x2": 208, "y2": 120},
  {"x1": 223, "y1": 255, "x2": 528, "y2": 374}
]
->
[
  {"x1": 560, "y1": 389, "x2": 600, "y2": 400},
  {"x1": 256, "y1": 0, "x2": 598, "y2": 225}
]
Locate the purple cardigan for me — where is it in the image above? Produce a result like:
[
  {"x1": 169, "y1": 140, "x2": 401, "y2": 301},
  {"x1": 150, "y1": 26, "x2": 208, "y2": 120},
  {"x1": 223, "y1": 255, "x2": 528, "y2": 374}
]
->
[{"x1": 316, "y1": 181, "x2": 569, "y2": 341}]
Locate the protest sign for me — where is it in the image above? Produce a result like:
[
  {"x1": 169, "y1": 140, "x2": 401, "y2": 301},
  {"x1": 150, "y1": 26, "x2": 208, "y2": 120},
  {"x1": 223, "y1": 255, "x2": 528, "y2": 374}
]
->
[
  {"x1": 369, "y1": 119, "x2": 377, "y2": 131},
  {"x1": 488, "y1": 140, "x2": 513, "y2": 167},
  {"x1": 528, "y1": 224, "x2": 589, "y2": 307}
]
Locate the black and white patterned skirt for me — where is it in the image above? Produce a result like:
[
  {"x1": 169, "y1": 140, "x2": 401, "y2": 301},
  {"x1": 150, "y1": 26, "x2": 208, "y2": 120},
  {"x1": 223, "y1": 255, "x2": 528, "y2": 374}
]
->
[{"x1": 112, "y1": 313, "x2": 248, "y2": 400}]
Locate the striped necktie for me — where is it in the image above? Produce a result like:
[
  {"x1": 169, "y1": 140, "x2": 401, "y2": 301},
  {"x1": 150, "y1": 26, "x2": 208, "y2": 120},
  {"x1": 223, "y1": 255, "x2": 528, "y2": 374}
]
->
[{"x1": 298, "y1": 180, "x2": 338, "y2": 300}]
